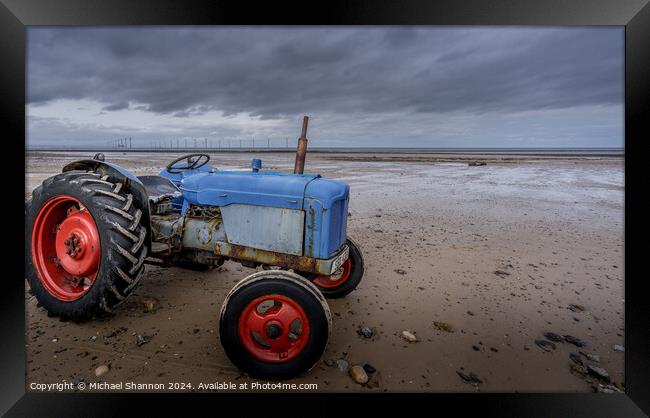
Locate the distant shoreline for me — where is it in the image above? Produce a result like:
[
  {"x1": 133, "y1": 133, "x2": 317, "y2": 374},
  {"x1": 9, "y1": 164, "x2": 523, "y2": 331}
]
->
[{"x1": 26, "y1": 147, "x2": 624, "y2": 157}]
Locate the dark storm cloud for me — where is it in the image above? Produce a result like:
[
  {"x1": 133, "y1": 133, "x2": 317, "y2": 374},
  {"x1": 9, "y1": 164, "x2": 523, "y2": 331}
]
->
[
  {"x1": 27, "y1": 27, "x2": 623, "y2": 117},
  {"x1": 102, "y1": 101, "x2": 130, "y2": 111}
]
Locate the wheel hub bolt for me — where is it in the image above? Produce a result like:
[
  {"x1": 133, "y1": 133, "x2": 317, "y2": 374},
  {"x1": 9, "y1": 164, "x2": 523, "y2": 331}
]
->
[
  {"x1": 65, "y1": 233, "x2": 82, "y2": 258},
  {"x1": 265, "y1": 324, "x2": 282, "y2": 339}
]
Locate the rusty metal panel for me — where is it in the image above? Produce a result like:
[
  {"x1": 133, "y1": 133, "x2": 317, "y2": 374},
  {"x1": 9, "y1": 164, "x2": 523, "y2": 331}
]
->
[
  {"x1": 220, "y1": 204, "x2": 305, "y2": 256},
  {"x1": 212, "y1": 242, "x2": 349, "y2": 275}
]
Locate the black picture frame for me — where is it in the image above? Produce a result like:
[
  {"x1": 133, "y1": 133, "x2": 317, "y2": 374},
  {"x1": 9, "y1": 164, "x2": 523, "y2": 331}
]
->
[{"x1": 2, "y1": 0, "x2": 649, "y2": 416}]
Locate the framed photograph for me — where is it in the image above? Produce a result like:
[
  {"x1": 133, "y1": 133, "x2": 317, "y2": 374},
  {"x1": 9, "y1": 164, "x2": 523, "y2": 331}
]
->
[{"x1": 2, "y1": 0, "x2": 648, "y2": 415}]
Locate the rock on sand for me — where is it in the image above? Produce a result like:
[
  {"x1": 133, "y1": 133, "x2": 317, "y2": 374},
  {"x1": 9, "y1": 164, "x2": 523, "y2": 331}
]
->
[
  {"x1": 95, "y1": 364, "x2": 109, "y2": 377},
  {"x1": 543, "y1": 332, "x2": 564, "y2": 342},
  {"x1": 587, "y1": 365, "x2": 610, "y2": 382},
  {"x1": 336, "y1": 359, "x2": 349, "y2": 372},
  {"x1": 401, "y1": 330, "x2": 419, "y2": 343},
  {"x1": 534, "y1": 339, "x2": 556, "y2": 352},
  {"x1": 350, "y1": 365, "x2": 369, "y2": 384},
  {"x1": 357, "y1": 326, "x2": 374, "y2": 339},
  {"x1": 457, "y1": 371, "x2": 482, "y2": 385},
  {"x1": 433, "y1": 321, "x2": 454, "y2": 333}
]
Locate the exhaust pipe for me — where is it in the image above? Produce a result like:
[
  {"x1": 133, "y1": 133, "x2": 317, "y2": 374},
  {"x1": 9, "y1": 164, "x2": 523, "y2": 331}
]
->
[{"x1": 293, "y1": 116, "x2": 309, "y2": 174}]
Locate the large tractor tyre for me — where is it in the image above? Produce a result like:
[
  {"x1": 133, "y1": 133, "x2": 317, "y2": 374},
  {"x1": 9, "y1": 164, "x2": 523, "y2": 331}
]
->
[
  {"x1": 219, "y1": 270, "x2": 331, "y2": 380},
  {"x1": 305, "y1": 237, "x2": 365, "y2": 299},
  {"x1": 26, "y1": 169, "x2": 148, "y2": 321}
]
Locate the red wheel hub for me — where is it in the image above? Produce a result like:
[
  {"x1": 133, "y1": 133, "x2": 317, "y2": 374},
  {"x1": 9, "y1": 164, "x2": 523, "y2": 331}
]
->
[
  {"x1": 238, "y1": 294, "x2": 310, "y2": 363},
  {"x1": 31, "y1": 195, "x2": 101, "y2": 301},
  {"x1": 312, "y1": 259, "x2": 351, "y2": 289}
]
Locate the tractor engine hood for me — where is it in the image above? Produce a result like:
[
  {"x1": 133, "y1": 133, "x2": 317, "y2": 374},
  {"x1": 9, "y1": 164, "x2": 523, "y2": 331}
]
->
[
  {"x1": 179, "y1": 171, "x2": 349, "y2": 259},
  {"x1": 179, "y1": 171, "x2": 347, "y2": 210}
]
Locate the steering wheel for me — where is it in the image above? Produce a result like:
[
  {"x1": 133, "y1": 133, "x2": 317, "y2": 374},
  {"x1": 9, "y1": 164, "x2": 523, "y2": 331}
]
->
[{"x1": 165, "y1": 153, "x2": 211, "y2": 174}]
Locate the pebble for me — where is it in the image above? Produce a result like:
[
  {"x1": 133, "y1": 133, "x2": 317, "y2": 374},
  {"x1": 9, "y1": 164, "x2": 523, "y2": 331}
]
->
[
  {"x1": 563, "y1": 335, "x2": 586, "y2": 347},
  {"x1": 457, "y1": 371, "x2": 482, "y2": 385},
  {"x1": 136, "y1": 334, "x2": 153, "y2": 347},
  {"x1": 336, "y1": 359, "x2": 349, "y2": 372},
  {"x1": 394, "y1": 269, "x2": 407, "y2": 275},
  {"x1": 357, "y1": 326, "x2": 373, "y2": 339},
  {"x1": 543, "y1": 332, "x2": 564, "y2": 342},
  {"x1": 534, "y1": 339, "x2": 556, "y2": 352},
  {"x1": 612, "y1": 344, "x2": 624, "y2": 352},
  {"x1": 90, "y1": 335, "x2": 97, "y2": 342},
  {"x1": 324, "y1": 359, "x2": 336, "y2": 367},
  {"x1": 401, "y1": 330, "x2": 419, "y2": 343},
  {"x1": 142, "y1": 297, "x2": 157, "y2": 312},
  {"x1": 349, "y1": 365, "x2": 369, "y2": 384},
  {"x1": 594, "y1": 383, "x2": 622, "y2": 393},
  {"x1": 568, "y1": 304, "x2": 585, "y2": 312},
  {"x1": 494, "y1": 270, "x2": 511, "y2": 276},
  {"x1": 569, "y1": 352, "x2": 583, "y2": 365},
  {"x1": 432, "y1": 321, "x2": 454, "y2": 333},
  {"x1": 363, "y1": 364, "x2": 377, "y2": 374},
  {"x1": 587, "y1": 365, "x2": 610, "y2": 382},
  {"x1": 580, "y1": 351, "x2": 600, "y2": 363},
  {"x1": 95, "y1": 364, "x2": 109, "y2": 377}
]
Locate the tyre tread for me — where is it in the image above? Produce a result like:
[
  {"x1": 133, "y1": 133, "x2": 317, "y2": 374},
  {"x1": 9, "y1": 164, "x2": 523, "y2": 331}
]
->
[{"x1": 26, "y1": 170, "x2": 148, "y2": 320}]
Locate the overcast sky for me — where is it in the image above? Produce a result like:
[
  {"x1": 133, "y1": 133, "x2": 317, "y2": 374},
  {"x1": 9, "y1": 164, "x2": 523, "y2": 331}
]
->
[{"x1": 27, "y1": 27, "x2": 623, "y2": 149}]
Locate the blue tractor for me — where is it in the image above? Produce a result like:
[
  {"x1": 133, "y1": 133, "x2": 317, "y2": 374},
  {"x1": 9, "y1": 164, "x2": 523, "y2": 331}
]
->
[{"x1": 25, "y1": 118, "x2": 364, "y2": 379}]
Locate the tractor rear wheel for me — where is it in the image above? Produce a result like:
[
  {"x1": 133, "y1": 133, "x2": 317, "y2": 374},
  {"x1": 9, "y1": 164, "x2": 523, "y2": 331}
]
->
[
  {"x1": 219, "y1": 270, "x2": 331, "y2": 379},
  {"x1": 26, "y1": 170, "x2": 148, "y2": 320}
]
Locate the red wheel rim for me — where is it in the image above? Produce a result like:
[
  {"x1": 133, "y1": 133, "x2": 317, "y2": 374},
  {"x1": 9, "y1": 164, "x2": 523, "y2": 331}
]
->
[
  {"x1": 312, "y1": 259, "x2": 351, "y2": 289},
  {"x1": 31, "y1": 195, "x2": 101, "y2": 301},
  {"x1": 237, "y1": 294, "x2": 311, "y2": 363}
]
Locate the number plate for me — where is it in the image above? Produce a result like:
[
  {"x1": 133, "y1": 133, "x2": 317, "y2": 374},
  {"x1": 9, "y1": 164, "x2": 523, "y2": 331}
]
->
[{"x1": 330, "y1": 246, "x2": 349, "y2": 274}]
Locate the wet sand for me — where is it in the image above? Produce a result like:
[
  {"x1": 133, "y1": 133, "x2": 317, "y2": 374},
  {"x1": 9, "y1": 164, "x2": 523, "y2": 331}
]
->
[{"x1": 25, "y1": 151, "x2": 624, "y2": 392}]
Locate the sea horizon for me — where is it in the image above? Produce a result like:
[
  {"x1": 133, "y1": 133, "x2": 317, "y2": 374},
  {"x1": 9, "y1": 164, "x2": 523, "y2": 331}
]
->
[{"x1": 26, "y1": 146, "x2": 624, "y2": 156}]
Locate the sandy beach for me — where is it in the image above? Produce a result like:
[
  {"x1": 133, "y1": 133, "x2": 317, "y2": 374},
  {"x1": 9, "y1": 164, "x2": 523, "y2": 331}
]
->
[{"x1": 24, "y1": 150, "x2": 624, "y2": 392}]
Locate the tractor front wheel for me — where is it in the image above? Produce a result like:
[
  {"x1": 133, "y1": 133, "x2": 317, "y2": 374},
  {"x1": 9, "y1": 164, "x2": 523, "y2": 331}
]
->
[
  {"x1": 219, "y1": 270, "x2": 331, "y2": 379},
  {"x1": 307, "y1": 237, "x2": 364, "y2": 299},
  {"x1": 26, "y1": 170, "x2": 148, "y2": 320}
]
